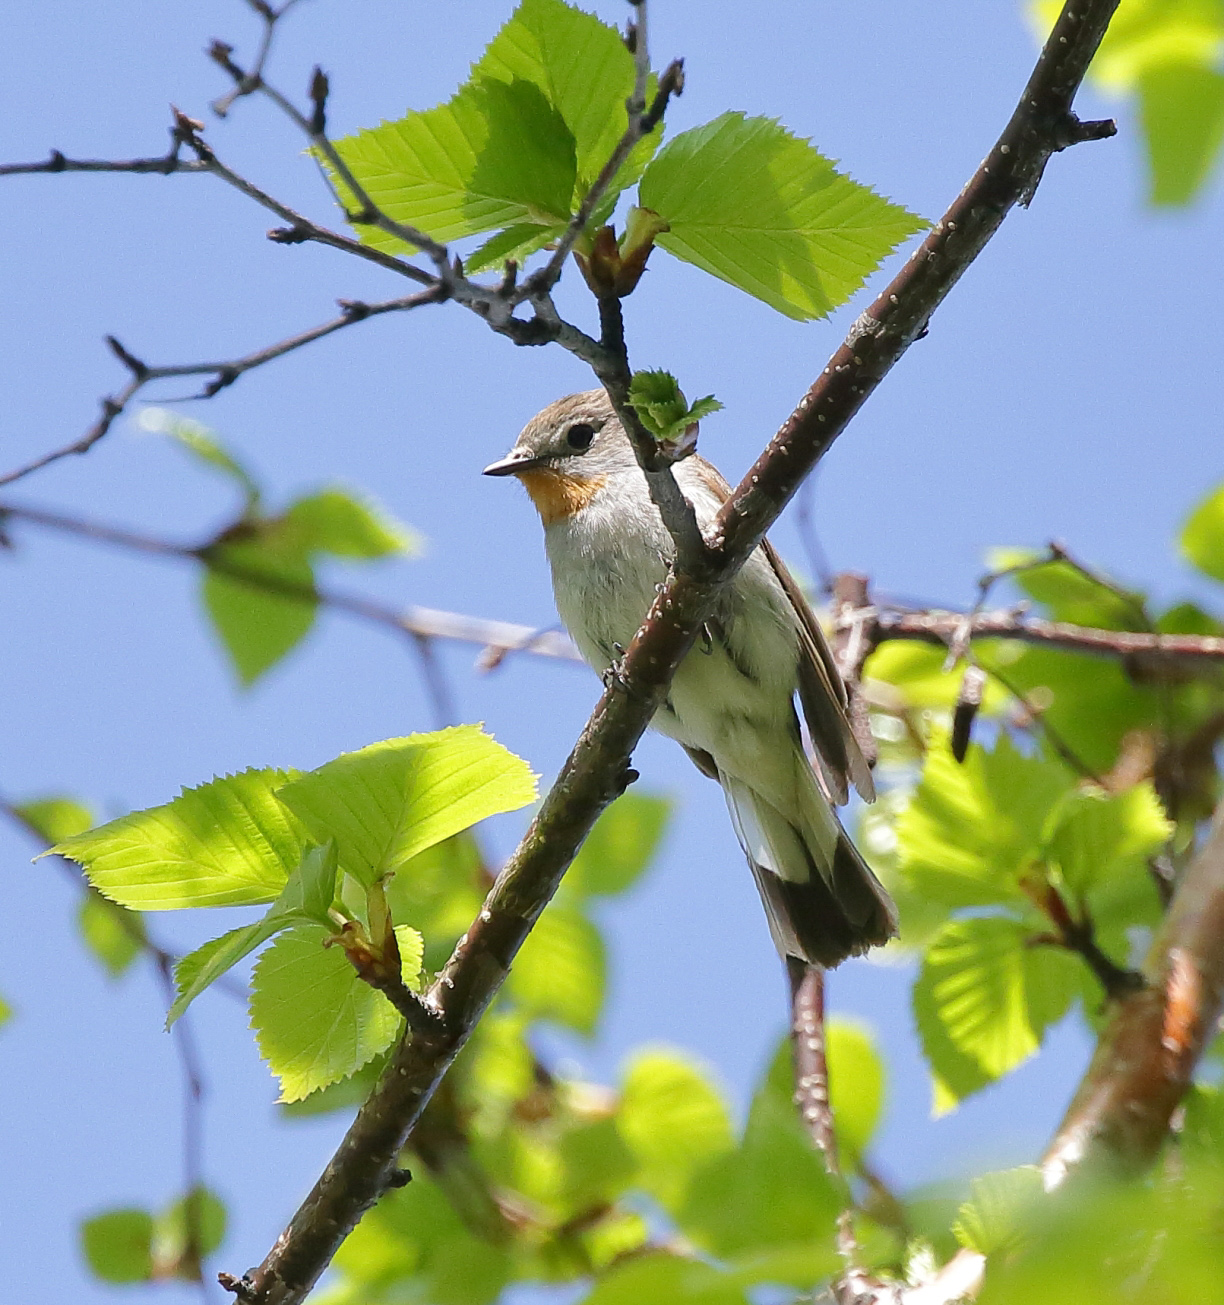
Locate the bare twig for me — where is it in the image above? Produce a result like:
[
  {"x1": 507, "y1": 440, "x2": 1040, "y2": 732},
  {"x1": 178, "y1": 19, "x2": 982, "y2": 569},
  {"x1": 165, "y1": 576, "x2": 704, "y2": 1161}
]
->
[{"x1": 224, "y1": 5, "x2": 1126, "y2": 1300}]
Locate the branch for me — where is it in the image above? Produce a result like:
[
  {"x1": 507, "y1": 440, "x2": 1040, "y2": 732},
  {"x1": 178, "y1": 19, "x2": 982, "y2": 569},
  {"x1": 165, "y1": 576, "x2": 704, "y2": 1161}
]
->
[
  {"x1": 223, "y1": 4, "x2": 1124, "y2": 1301},
  {"x1": 0, "y1": 289, "x2": 443, "y2": 489},
  {"x1": 1043, "y1": 797, "x2": 1224, "y2": 1185},
  {"x1": 0, "y1": 499, "x2": 581, "y2": 665}
]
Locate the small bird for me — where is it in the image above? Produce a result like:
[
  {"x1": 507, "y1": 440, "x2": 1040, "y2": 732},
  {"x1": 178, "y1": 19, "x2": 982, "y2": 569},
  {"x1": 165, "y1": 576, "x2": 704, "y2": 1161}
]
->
[{"x1": 484, "y1": 390, "x2": 897, "y2": 966}]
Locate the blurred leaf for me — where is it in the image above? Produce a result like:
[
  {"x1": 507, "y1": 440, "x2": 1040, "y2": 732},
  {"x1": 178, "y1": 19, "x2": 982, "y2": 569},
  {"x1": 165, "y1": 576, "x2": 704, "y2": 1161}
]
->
[
  {"x1": 1141, "y1": 62, "x2": 1224, "y2": 204},
  {"x1": 680, "y1": 1041, "x2": 841, "y2": 1281},
  {"x1": 1182, "y1": 480, "x2": 1224, "y2": 583},
  {"x1": 638, "y1": 111, "x2": 924, "y2": 321},
  {"x1": 472, "y1": 0, "x2": 659, "y2": 201},
  {"x1": 332, "y1": 78, "x2": 576, "y2": 254},
  {"x1": 618, "y1": 1048, "x2": 735, "y2": 1213},
  {"x1": 627, "y1": 370, "x2": 723, "y2": 443},
  {"x1": 1182, "y1": 1082, "x2": 1224, "y2": 1154},
  {"x1": 0, "y1": 994, "x2": 10, "y2": 1028},
  {"x1": 582, "y1": 1253, "x2": 749, "y2": 1305},
  {"x1": 565, "y1": 793, "x2": 670, "y2": 898},
  {"x1": 143, "y1": 407, "x2": 261, "y2": 507},
  {"x1": 456, "y1": 1008, "x2": 535, "y2": 1135},
  {"x1": 864, "y1": 641, "x2": 1008, "y2": 713},
  {"x1": 952, "y1": 1166, "x2": 1043, "y2": 1256},
  {"x1": 384, "y1": 833, "x2": 488, "y2": 969},
  {"x1": 152, "y1": 1187, "x2": 227, "y2": 1274},
  {"x1": 826, "y1": 1018, "x2": 885, "y2": 1164},
  {"x1": 913, "y1": 917, "x2": 1084, "y2": 1112},
  {"x1": 283, "y1": 488, "x2": 418, "y2": 559},
  {"x1": 15, "y1": 795, "x2": 93, "y2": 842},
  {"x1": 277, "y1": 727, "x2": 536, "y2": 888},
  {"x1": 78, "y1": 890, "x2": 144, "y2": 978},
  {"x1": 80, "y1": 1208, "x2": 153, "y2": 1283},
  {"x1": 506, "y1": 904, "x2": 605, "y2": 1034},
  {"x1": 167, "y1": 842, "x2": 338, "y2": 1026},
  {"x1": 50, "y1": 769, "x2": 307, "y2": 910},
  {"x1": 897, "y1": 730, "x2": 1071, "y2": 909},
  {"x1": 203, "y1": 539, "x2": 317, "y2": 686},
  {"x1": 557, "y1": 1112, "x2": 638, "y2": 1211},
  {"x1": 1044, "y1": 783, "x2": 1171, "y2": 897},
  {"x1": 1010, "y1": 557, "x2": 1145, "y2": 629},
  {"x1": 250, "y1": 924, "x2": 402, "y2": 1102}
]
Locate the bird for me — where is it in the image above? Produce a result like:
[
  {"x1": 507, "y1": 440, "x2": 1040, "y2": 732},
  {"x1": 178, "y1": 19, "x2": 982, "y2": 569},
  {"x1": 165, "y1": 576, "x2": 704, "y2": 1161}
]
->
[{"x1": 484, "y1": 389, "x2": 897, "y2": 967}]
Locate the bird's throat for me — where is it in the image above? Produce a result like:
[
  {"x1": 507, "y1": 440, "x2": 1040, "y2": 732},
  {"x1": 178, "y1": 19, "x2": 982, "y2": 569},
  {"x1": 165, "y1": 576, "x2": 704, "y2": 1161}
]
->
[{"x1": 517, "y1": 468, "x2": 607, "y2": 525}]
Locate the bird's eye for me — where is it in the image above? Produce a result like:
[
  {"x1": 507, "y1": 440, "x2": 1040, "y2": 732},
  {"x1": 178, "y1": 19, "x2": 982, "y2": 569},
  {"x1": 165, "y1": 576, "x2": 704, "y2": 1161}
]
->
[{"x1": 565, "y1": 423, "x2": 596, "y2": 451}]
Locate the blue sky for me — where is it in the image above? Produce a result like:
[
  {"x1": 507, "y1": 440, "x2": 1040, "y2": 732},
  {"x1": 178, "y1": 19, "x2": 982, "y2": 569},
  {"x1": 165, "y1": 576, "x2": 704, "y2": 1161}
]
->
[{"x1": 2, "y1": 2, "x2": 1222, "y2": 1301}]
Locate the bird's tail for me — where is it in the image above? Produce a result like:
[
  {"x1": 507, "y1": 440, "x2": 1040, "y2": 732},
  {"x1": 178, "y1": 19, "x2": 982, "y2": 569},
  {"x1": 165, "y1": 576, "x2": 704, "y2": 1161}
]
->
[{"x1": 720, "y1": 760, "x2": 897, "y2": 968}]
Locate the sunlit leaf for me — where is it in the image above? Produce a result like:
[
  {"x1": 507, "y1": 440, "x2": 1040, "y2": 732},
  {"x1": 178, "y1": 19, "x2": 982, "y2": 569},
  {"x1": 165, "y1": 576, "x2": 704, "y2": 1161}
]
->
[
  {"x1": 50, "y1": 769, "x2": 308, "y2": 910},
  {"x1": 826, "y1": 1019, "x2": 885, "y2": 1163},
  {"x1": 505, "y1": 904, "x2": 605, "y2": 1034},
  {"x1": 564, "y1": 793, "x2": 670, "y2": 898},
  {"x1": 80, "y1": 1209, "x2": 154, "y2": 1283},
  {"x1": 79, "y1": 891, "x2": 144, "y2": 978},
  {"x1": 952, "y1": 1166, "x2": 1043, "y2": 1256},
  {"x1": 638, "y1": 112, "x2": 924, "y2": 320},
  {"x1": 15, "y1": 795, "x2": 93, "y2": 843},
  {"x1": 581, "y1": 1253, "x2": 749, "y2": 1305},
  {"x1": 142, "y1": 407, "x2": 261, "y2": 507},
  {"x1": 1182, "y1": 481, "x2": 1224, "y2": 583},
  {"x1": 152, "y1": 1187, "x2": 227, "y2": 1274},
  {"x1": 283, "y1": 488, "x2": 418, "y2": 559}
]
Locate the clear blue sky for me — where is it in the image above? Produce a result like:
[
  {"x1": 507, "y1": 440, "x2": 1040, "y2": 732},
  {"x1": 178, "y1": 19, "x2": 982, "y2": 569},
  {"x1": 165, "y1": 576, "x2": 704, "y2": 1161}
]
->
[{"x1": 2, "y1": 2, "x2": 1221, "y2": 1301}]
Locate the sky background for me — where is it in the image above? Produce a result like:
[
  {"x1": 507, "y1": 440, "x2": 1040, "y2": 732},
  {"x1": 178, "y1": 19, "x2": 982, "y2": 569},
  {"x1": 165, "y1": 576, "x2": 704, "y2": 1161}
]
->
[{"x1": 2, "y1": 1, "x2": 1222, "y2": 1300}]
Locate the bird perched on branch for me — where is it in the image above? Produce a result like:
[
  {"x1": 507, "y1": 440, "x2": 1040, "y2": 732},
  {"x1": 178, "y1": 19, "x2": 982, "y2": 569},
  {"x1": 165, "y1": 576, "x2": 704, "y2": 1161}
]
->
[{"x1": 484, "y1": 389, "x2": 896, "y2": 967}]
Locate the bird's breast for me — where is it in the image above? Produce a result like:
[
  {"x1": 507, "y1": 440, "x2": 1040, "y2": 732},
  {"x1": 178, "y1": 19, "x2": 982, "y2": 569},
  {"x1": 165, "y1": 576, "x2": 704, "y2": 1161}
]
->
[{"x1": 518, "y1": 468, "x2": 608, "y2": 526}]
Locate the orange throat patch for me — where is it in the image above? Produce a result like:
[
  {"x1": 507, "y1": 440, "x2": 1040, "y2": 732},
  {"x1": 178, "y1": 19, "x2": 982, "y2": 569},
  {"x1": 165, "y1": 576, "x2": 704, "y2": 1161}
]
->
[{"x1": 517, "y1": 468, "x2": 607, "y2": 526}]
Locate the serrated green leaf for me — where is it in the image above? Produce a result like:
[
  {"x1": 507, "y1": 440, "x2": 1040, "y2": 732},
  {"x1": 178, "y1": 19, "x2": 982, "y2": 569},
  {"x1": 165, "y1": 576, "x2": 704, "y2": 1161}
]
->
[
  {"x1": 465, "y1": 220, "x2": 563, "y2": 273},
  {"x1": 472, "y1": 0, "x2": 660, "y2": 201},
  {"x1": 505, "y1": 903, "x2": 605, "y2": 1034},
  {"x1": 166, "y1": 843, "x2": 337, "y2": 1026},
  {"x1": 152, "y1": 1187, "x2": 227, "y2": 1272},
  {"x1": 283, "y1": 488, "x2": 418, "y2": 559},
  {"x1": 582, "y1": 1253, "x2": 749, "y2": 1305},
  {"x1": 565, "y1": 792, "x2": 670, "y2": 897},
  {"x1": 1182, "y1": 481, "x2": 1224, "y2": 583},
  {"x1": 332, "y1": 77, "x2": 576, "y2": 254},
  {"x1": 826, "y1": 1019, "x2": 885, "y2": 1163},
  {"x1": 79, "y1": 890, "x2": 144, "y2": 978},
  {"x1": 897, "y1": 731, "x2": 1072, "y2": 908},
  {"x1": 394, "y1": 923, "x2": 424, "y2": 991},
  {"x1": 50, "y1": 769, "x2": 308, "y2": 910},
  {"x1": 639, "y1": 112, "x2": 924, "y2": 321},
  {"x1": 16, "y1": 795, "x2": 94, "y2": 843},
  {"x1": 1045, "y1": 783, "x2": 1171, "y2": 897},
  {"x1": 618, "y1": 1048, "x2": 734, "y2": 1213},
  {"x1": 81, "y1": 1208, "x2": 154, "y2": 1283},
  {"x1": 952, "y1": 1166, "x2": 1043, "y2": 1256},
  {"x1": 627, "y1": 370, "x2": 722, "y2": 443},
  {"x1": 276, "y1": 726, "x2": 536, "y2": 888},
  {"x1": 913, "y1": 917, "x2": 1084, "y2": 1113},
  {"x1": 141, "y1": 408, "x2": 262, "y2": 507},
  {"x1": 680, "y1": 1041, "x2": 841, "y2": 1274},
  {"x1": 250, "y1": 924, "x2": 403, "y2": 1102},
  {"x1": 203, "y1": 540, "x2": 317, "y2": 686}
]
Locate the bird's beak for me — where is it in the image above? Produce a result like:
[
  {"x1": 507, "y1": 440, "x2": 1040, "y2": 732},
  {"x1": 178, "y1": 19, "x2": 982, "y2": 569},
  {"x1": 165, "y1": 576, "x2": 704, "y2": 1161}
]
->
[{"x1": 482, "y1": 449, "x2": 546, "y2": 477}]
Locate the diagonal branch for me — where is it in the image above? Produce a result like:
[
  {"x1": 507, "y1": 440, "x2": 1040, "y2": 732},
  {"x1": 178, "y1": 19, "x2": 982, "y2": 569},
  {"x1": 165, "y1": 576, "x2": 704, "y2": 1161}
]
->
[
  {"x1": 223, "y1": 3, "x2": 1125, "y2": 1301},
  {"x1": 0, "y1": 290, "x2": 443, "y2": 489}
]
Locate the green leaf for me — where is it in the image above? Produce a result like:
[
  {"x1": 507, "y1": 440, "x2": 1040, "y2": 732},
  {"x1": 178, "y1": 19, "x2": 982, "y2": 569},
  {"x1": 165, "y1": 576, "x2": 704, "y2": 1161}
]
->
[
  {"x1": 465, "y1": 221, "x2": 563, "y2": 273},
  {"x1": 152, "y1": 1187, "x2": 227, "y2": 1272},
  {"x1": 627, "y1": 370, "x2": 723, "y2": 444},
  {"x1": 582, "y1": 1253, "x2": 749, "y2": 1305},
  {"x1": 50, "y1": 768, "x2": 308, "y2": 910},
  {"x1": 505, "y1": 904, "x2": 605, "y2": 1034},
  {"x1": 913, "y1": 917, "x2": 1084, "y2": 1113},
  {"x1": 864, "y1": 640, "x2": 1008, "y2": 713},
  {"x1": 565, "y1": 793, "x2": 670, "y2": 898},
  {"x1": 680, "y1": 1041, "x2": 841, "y2": 1279},
  {"x1": 141, "y1": 407, "x2": 262, "y2": 507},
  {"x1": 556, "y1": 1112, "x2": 639, "y2": 1212},
  {"x1": 1045, "y1": 783, "x2": 1171, "y2": 898},
  {"x1": 276, "y1": 726, "x2": 536, "y2": 888},
  {"x1": 383, "y1": 832, "x2": 488, "y2": 969},
  {"x1": 166, "y1": 842, "x2": 338, "y2": 1026},
  {"x1": 0, "y1": 994, "x2": 10, "y2": 1028},
  {"x1": 203, "y1": 540, "x2": 317, "y2": 686},
  {"x1": 78, "y1": 891, "x2": 144, "y2": 978},
  {"x1": 394, "y1": 923, "x2": 425, "y2": 991},
  {"x1": 283, "y1": 488, "x2": 418, "y2": 559},
  {"x1": 1182, "y1": 481, "x2": 1224, "y2": 583},
  {"x1": 472, "y1": 0, "x2": 660, "y2": 201},
  {"x1": 897, "y1": 731, "x2": 1072, "y2": 909},
  {"x1": 1010, "y1": 556, "x2": 1146, "y2": 629},
  {"x1": 332, "y1": 77, "x2": 576, "y2": 254},
  {"x1": 618, "y1": 1048, "x2": 735, "y2": 1213},
  {"x1": 80, "y1": 1208, "x2": 154, "y2": 1283},
  {"x1": 638, "y1": 112, "x2": 924, "y2": 321},
  {"x1": 1140, "y1": 63, "x2": 1224, "y2": 205},
  {"x1": 15, "y1": 795, "x2": 93, "y2": 842},
  {"x1": 826, "y1": 1019, "x2": 885, "y2": 1163},
  {"x1": 952, "y1": 1166, "x2": 1043, "y2": 1256},
  {"x1": 250, "y1": 923, "x2": 403, "y2": 1102}
]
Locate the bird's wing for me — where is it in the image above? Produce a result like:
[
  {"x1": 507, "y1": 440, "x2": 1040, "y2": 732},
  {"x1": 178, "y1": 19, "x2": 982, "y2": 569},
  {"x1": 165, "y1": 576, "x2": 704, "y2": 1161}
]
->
[{"x1": 686, "y1": 454, "x2": 873, "y2": 804}]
